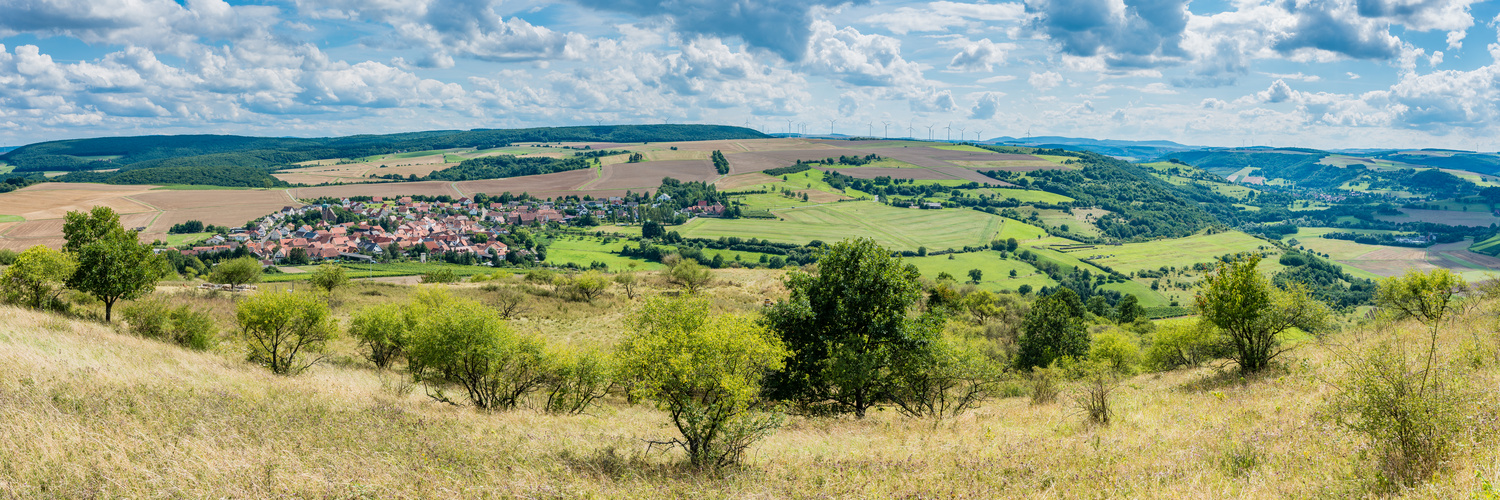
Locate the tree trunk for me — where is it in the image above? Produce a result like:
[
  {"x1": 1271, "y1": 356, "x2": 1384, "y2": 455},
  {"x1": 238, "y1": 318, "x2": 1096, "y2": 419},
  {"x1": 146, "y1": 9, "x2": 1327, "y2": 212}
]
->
[{"x1": 104, "y1": 298, "x2": 114, "y2": 323}]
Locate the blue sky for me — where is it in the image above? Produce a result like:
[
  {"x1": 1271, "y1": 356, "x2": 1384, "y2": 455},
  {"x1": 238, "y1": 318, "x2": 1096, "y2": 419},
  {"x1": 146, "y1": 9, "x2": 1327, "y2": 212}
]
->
[{"x1": 2, "y1": 0, "x2": 1498, "y2": 150}]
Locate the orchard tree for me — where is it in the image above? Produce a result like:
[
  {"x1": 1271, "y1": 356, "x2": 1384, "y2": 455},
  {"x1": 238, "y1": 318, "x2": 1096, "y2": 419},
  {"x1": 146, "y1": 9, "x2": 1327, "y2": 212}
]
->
[
  {"x1": 209, "y1": 256, "x2": 263, "y2": 287},
  {"x1": 1197, "y1": 256, "x2": 1331, "y2": 373},
  {"x1": 62, "y1": 206, "x2": 122, "y2": 253},
  {"x1": 309, "y1": 263, "x2": 350, "y2": 296},
  {"x1": 0, "y1": 245, "x2": 76, "y2": 310},
  {"x1": 66, "y1": 213, "x2": 165, "y2": 323},
  {"x1": 763, "y1": 237, "x2": 939, "y2": 418}
]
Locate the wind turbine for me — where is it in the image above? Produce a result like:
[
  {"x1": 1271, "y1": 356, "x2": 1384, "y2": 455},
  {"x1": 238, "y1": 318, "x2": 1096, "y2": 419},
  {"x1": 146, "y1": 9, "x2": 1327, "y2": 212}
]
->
[
  {"x1": 957, "y1": 126, "x2": 967, "y2": 143},
  {"x1": 799, "y1": 122, "x2": 807, "y2": 135},
  {"x1": 906, "y1": 121, "x2": 915, "y2": 139},
  {"x1": 786, "y1": 119, "x2": 794, "y2": 135},
  {"x1": 881, "y1": 121, "x2": 891, "y2": 139},
  {"x1": 867, "y1": 122, "x2": 874, "y2": 138},
  {"x1": 945, "y1": 122, "x2": 952, "y2": 141},
  {"x1": 975, "y1": 129, "x2": 983, "y2": 142},
  {"x1": 925, "y1": 123, "x2": 935, "y2": 141},
  {"x1": 829, "y1": 119, "x2": 837, "y2": 136}
]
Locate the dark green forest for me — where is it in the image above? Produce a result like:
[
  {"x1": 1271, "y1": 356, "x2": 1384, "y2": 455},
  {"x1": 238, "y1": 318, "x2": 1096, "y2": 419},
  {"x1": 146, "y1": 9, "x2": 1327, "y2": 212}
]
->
[
  {"x1": 1, "y1": 125, "x2": 762, "y2": 187},
  {"x1": 424, "y1": 156, "x2": 591, "y2": 181}
]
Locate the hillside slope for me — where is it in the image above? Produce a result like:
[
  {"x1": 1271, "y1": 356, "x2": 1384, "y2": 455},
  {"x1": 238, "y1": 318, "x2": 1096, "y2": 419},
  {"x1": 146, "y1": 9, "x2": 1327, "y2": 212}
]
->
[{"x1": 1, "y1": 304, "x2": 1496, "y2": 497}]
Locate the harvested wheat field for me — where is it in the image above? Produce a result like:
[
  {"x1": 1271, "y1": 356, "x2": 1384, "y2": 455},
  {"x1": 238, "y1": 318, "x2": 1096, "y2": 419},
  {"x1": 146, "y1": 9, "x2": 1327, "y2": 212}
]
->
[
  {"x1": 289, "y1": 182, "x2": 461, "y2": 200},
  {"x1": 0, "y1": 183, "x2": 157, "y2": 220},
  {"x1": 593, "y1": 160, "x2": 717, "y2": 190},
  {"x1": 716, "y1": 173, "x2": 780, "y2": 190},
  {"x1": 456, "y1": 169, "x2": 598, "y2": 195},
  {"x1": 729, "y1": 149, "x2": 866, "y2": 174}
]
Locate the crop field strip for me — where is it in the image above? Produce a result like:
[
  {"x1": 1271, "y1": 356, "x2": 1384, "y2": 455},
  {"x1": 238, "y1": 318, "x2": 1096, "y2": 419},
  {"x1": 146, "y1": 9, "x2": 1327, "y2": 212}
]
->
[{"x1": 676, "y1": 201, "x2": 1005, "y2": 252}]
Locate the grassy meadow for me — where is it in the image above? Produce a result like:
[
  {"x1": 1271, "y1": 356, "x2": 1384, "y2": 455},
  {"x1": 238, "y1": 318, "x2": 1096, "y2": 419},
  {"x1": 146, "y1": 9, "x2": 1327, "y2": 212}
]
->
[
  {"x1": 676, "y1": 201, "x2": 1007, "y2": 251},
  {"x1": 2, "y1": 267, "x2": 1499, "y2": 498}
]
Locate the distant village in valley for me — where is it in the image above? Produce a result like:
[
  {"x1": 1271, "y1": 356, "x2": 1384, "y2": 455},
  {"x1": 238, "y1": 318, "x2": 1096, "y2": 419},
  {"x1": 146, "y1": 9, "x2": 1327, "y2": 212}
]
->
[{"x1": 166, "y1": 192, "x2": 728, "y2": 267}]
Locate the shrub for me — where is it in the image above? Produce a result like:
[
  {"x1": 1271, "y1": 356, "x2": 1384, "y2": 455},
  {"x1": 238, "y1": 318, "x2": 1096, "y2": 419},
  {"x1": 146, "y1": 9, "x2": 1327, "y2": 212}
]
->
[
  {"x1": 124, "y1": 298, "x2": 216, "y2": 350},
  {"x1": 236, "y1": 290, "x2": 336, "y2": 375},
  {"x1": 1329, "y1": 341, "x2": 1472, "y2": 488},
  {"x1": 617, "y1": 296, "x2": 789, "y2": 469},
  {"x1": 1016, "y1": 288, "x2": 1088, "y2": 370},
  {"x1": 613, "y1": 273, "x2": 640, "y2": 299},
  {"x1": 1089, "y1": 328, "x2": 1141, "y2": 375},
  {"x1": 1329, "y1": 269, "x2": 1477, "y2": 488},
  {"x1": 1143, "y1": 320, "x2": 1221, "y2": 372},
  {"x1": 406, "y1": 293, "x2": 548, "y2": 410},
  {"x1": 666, "y1": 259, "x2": 712, "y2": 293},
  {"x1": 420, "y1": 268, "x2": 459, "y2": 284},
  {"x1": 543, "y1": 348, "x2": 615, "y2": 415},
  {"x1": 1029, "y1": 365, "x2": 1061, "y2": 405},
  {"x1": 524, "y1": 268, "x2": 556, "y2": 286},
  {"x1": 1074, "y1": 362, "x2": 1119, "y2": 426},
  {"x1": 1, "y1": 245, "x2": 76, "y2": 311},
  {"x1": 570, "y1": 270, "x2": 610, "y2": 302},
  {"x1": 347, "y1": 303, "x2": 413, "y2": 369},
  {"x1": 762, "y1": 237, "x2": 937, "y2": 418},
  {"x1": 887, "y1": 333, "x2": 1003, "y2": 419}
]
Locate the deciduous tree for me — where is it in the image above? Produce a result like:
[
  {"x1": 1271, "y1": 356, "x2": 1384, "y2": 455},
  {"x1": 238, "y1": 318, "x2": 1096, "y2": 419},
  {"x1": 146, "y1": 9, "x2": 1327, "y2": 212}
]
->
[
  {"x1": 763, "y1": 237, "x2": 938, "y2": 418},
  {"x1": 236, "y1": 290, "x2": 337, "y2": 375},
  {"x1": 67, "y1": 216, "x2": 165, "y2": 323},
  {"x1": 1196, "y1": 256, "x2": 1331, "y2": 373},
  {"x1": 617, "y1": 296, "x2": 788, "y2": 468},
  {"x1": 0, "y1": 245, "x2": 76, "y2": 310}
]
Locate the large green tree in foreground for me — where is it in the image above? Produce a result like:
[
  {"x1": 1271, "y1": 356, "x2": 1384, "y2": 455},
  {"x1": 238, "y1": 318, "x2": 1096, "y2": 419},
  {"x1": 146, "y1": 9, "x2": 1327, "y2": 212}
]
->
[
  {"x1": 763, "y1": 238, "x2": 938, "y2": 418},
  {"x1": 64, "y1": 207, "x2": 166, "y2": 322},
  {"x1": 1197, "y1": 255, "x2": 1331, "y2": 373}
]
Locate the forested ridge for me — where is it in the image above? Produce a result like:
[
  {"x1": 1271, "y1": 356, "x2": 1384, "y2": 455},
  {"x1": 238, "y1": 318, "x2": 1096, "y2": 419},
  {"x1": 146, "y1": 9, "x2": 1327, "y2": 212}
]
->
[
  {"x1": 1, "y1": 125, "x2": 765, "y2": 175},
  {"x1": 983, "y1": 149, "x2": 1223, "y2": 241}
]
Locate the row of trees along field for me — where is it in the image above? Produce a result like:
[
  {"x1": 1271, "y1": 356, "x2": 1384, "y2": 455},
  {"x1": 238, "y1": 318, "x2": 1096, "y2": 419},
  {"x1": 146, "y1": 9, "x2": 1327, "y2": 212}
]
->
[{"x1": 2, "y1": 230, "x2": 1493, "y2": 486}]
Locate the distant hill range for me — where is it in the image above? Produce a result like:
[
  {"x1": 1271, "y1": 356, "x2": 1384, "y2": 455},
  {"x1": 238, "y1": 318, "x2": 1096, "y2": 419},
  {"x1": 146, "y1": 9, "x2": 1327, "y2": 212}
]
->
[
  {"x1": 988, "y1": 136, "x2": 1200, "y2": 160},
  {"x1": 0, "y1": 124, "x2": 765, "y2": 187}
]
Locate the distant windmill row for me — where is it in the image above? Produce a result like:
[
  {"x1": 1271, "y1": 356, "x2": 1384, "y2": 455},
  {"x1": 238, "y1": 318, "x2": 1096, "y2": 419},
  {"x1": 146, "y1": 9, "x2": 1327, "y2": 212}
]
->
[{"x1": 738, "y1": 118, "x2": 989, "y2": 142}]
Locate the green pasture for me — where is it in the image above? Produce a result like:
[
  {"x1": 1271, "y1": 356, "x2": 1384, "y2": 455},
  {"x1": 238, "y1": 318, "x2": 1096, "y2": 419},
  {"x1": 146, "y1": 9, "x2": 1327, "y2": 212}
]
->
[
  {"x1": 996, "y1": 217, "x2": 1049, "y2": 241},
  {"x1": 904, "y1": 251, "x2": 1055, "y2": 292},
  {"x1": 748, "y1": 169, "x2": 873, "y2": 198},
  {"x1": 674, "y1": 201, "x2": 1006, "y2": 252},
  {"x1": 818, "y1": 158, "x2": 925, "y2": 169},
  {"x1": 732, "y1": 192, "x2": 819, "y2": 212},
  {"x1": 987, "y1": 188, "x2": 1074, "y2": 204},
  {"x1": 1086, "y1": 231, "x2": 1274, "y2": 274},
  {"x1": 160, "y1": 232, "x2": 212, "y2": 247},
  {"x1": 545, "y1": 236, "x2": 664, "y2": 271},
  {"x1": 0, "y1": 214, "x2": 23, "y2": 223},
  {"x1": 1098, "y1": 280, "x2": 1171, "y2": 308}
]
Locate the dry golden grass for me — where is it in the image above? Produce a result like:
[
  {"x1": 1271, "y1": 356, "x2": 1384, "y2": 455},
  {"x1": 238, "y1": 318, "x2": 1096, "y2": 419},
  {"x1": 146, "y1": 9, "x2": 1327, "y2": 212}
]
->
[{"x1": 2, "y1": 276, "x2": 1499, "y2": 498}]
